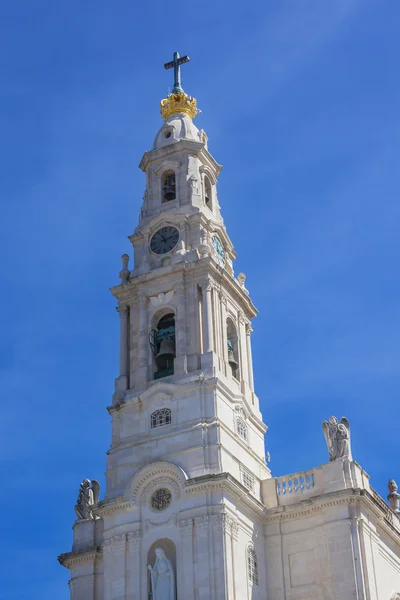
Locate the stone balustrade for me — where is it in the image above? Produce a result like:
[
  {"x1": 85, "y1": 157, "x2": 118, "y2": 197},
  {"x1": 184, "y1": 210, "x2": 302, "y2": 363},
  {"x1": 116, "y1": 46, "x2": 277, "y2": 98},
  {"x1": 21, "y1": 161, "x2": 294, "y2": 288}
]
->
[
  {"x1": 276, "y1": 470, "x2": 315, "y2": 497},
  {"x1": 261, "y1": 459, "x2": 372, "y2": 509}
]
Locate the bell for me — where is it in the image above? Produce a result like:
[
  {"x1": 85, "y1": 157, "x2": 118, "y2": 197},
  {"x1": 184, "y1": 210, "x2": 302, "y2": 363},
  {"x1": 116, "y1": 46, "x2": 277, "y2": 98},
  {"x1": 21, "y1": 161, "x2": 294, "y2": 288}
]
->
[
  {"x1": 228, "y1": 347, "x2": 238, "y2": 371},
  {"x1": 163, "y1": 179, "x2": 176, "y2": 202},
  {"x1": 155, "y1": 339, "x2": 176, "y2": 370}
]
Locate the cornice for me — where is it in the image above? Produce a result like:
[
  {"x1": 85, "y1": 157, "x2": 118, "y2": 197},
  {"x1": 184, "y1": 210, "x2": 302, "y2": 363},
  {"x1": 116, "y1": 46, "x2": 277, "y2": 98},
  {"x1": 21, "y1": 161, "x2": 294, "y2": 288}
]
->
[
  {"x1": 58, "y1": 548, "x2": 102, "y2": 569},
  {"x1": 95, "y1": 497, "x2": 134, "y2": 518},
  {"x1": 185, "y1": 473, "x2": 266, "y2": 518},
  {"x1": 265, "y1": 489, "x2": 362, "y2": 524},
  {"x1": 139, "y1": 140, "x2": 222, "y2": 177}
]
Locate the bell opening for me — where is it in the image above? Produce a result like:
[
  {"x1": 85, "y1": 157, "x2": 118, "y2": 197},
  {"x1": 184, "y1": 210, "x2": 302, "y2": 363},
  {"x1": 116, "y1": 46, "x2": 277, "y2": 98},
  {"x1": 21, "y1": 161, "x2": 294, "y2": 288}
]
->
[
  {"x1": 150, "y1": 313, "x2": 176, "y2": 380},
  {"x1": 162, "y1": 172, "x2": 176, "y2": 203},
  {"x1": 227, "y1": 334, "x2": 239, "y2": 380}
]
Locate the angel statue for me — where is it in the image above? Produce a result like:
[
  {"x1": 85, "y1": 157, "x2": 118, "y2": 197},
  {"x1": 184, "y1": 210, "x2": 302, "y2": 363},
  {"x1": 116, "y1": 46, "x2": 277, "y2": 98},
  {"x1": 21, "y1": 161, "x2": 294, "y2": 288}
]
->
[
  {"x1": 147, "y1": 547, "x2": 175, "y2": 600},
  {"x1": 322, "y1": 416, "x2": 352, "y2": 462},
  {"x1": 74, "y1": 478, "x2": 100, "y2": 520}
]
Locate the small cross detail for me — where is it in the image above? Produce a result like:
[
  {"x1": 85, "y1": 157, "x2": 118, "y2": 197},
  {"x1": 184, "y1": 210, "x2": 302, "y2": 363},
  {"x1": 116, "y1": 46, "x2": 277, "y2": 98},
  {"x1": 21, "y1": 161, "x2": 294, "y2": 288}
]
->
[{"x1": 164, "y1": 51, "x2": 190, "y2": 94}]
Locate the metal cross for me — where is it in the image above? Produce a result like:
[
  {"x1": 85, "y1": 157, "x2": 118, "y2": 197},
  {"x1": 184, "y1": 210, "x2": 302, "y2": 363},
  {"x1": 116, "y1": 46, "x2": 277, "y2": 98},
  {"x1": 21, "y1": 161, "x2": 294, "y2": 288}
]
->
[{"x1": 164, "y1": 51, "x2": 190, "y2": 94}]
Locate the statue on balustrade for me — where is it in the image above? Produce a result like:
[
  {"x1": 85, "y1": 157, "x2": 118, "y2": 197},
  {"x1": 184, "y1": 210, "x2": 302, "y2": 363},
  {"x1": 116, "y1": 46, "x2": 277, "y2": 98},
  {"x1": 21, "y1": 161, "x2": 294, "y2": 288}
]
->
[
  {"x1": 388, "y1": 479, "x2": 400, "y2": 513},
  {"x1": 147, "y1": 547, "x2": 175, "y2": 600},
  {"x1": 322, "y1": 416, "x2": 352, "y2": 461},
  {"x1": 74, "y1": 478, "x2": 100, "y2": 520}
]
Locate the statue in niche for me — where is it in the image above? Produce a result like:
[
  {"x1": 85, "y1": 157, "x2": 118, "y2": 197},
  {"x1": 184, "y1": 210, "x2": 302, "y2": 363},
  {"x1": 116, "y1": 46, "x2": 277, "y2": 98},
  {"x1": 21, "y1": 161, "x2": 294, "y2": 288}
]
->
[
  {"x1": 147, "y1": 547, "x2": 175, "y2": 600},
  {"x1": 388, "y1": 479, "x2": 400, "y2": 513},
  {"x1": 74, "y1": 478, "x2": 100, "y2": 520},
  {"x1": 188, "y1": 174, "x2": 199, "y2": 195},
  {"x1": 322, "y1": 416, "x2": 352, "y2": 461}
]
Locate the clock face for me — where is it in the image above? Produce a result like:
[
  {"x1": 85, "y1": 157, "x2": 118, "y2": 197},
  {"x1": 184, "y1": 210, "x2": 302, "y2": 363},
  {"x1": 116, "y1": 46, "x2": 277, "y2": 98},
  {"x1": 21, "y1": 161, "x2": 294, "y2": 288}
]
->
[
  {"x1": 150, "y1": 226, "x2": 179, "y2": 255},
  {"x1": 212, "y1": 234, "x2": 226, "y2": 265}
]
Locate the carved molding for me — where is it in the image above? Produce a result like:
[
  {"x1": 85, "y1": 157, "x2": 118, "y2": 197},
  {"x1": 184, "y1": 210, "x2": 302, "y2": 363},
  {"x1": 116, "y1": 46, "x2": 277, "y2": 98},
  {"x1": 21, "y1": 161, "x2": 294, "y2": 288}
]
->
[
  {"x1": 127, "y1": 530, "x2": 141, "y2": 550},
  {"x1": 102, "y1": 534, "x2": 126, "y2": 554},
  {"x1": 142, "y1": 476, "x2": 180, "y2": 505},
  {"x1": 179, "y1": 518, "x2": 193, "y2": 535},
  {"x1": 95, "y1": 499, "x2": 134, "y2": 518},
  {"x1": 194, "y1": 515, "x2": 209, "y2": 531},
  {"x1": 149, "y1": 291, "x2": 175, "y2": 307},
  {"x1": 117, "y1": 304, "x2": 129, "y2": 315},
  {"x1": 127, "y1": 462, "x2": 187, "y2": 504},
  {"x1": 146, "y1": 514, "x2": 176, "y2": 531},
  {"x1": 210, "y1": 514, "x2": 239, "y2": 538},
  {"x1": 58, "y1": 549, "x2": 102, "y2": 569}
]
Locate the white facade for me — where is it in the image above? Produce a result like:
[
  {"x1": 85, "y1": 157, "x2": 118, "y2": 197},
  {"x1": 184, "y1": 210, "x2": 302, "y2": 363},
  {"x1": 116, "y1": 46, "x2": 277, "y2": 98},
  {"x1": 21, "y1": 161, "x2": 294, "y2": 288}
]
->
[{"x1": 59, "y1": 85, "x2": 400, "y2": 600}]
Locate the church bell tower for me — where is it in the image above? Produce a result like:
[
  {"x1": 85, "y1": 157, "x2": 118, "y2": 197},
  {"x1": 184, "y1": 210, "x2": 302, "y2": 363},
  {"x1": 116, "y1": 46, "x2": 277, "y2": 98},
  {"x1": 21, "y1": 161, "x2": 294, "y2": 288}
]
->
[{"x1": 60, "y1": 52, "x2": 270, "y2": 600}]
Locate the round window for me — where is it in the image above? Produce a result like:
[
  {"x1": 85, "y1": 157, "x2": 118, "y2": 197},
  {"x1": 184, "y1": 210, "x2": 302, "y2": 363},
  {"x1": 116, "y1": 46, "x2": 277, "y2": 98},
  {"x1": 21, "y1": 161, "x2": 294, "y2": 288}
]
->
[
  {"x1": 151, "y1": 488, "x2": 172, "y2": 511},
  {"x1": 164, "y1": 130, "x2": 172, "y2": 139}
]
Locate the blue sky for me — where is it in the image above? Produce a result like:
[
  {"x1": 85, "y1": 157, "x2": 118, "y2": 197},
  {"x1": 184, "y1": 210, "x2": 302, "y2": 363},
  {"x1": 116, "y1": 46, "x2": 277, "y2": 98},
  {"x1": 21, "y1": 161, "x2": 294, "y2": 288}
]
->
[{"x1": 1, "y1": 1, "x2": 399, "y2": 597}]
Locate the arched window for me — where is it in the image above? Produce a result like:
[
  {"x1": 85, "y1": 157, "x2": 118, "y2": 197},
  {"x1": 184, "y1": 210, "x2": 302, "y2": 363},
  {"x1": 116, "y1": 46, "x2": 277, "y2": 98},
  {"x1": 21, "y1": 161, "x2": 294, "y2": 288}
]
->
[
  {"x1": 227, "y1": 318, "x2": 239, "y2": 379},
  {"x1": 204, "y1": 176, "x2": 212, "y2": 209},
  {"x1": 236, "y1": 417, "x2": 248, "y2": 441},
  {"x1": 151, "y1": 408, "x2": 172, "y2": 429},
  {"x1": 162, "y1": 171, "x2": 176, "y2": 203},
  {"x1": 247, "y1": 546, "x2": 259, "y2": 586},
  {"x1": 149, "y1": 313, "x2": 176, "y2": 379}
]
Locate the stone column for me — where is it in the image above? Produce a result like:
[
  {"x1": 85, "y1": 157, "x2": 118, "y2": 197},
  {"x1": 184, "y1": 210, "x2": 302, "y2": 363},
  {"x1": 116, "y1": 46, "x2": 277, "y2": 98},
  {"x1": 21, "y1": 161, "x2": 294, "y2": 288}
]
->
[
  {"x1": 238, "y1": 312, "x2": 249, "y2": 394},
  {"x1": 126, "y1": 530, "x2": 141, "y2": 600},
  {"x1": 114, "y1": 305, "x2": 129, "y2": 402},
  {"x1": 179, "y1": 519, "x2": 195, "y2": 600},
  {"x1": 119, "y1": 305, "x2": 129, "y2": 378},
  {"x1": 246, "y1": 325, "x2": 255, "y2": 392},
  {"x1": 175, "y1": 282, "x2": 188, "y2": 374},
  {"x1": 219, "y1": 292, "x2": 228, "y2": 376},
  {"x1": 202, "y1": 281, "x2": 213, "y2": 353},
  {"x1": 134, "y1": 295, "x2": 148, "y2": 389}
]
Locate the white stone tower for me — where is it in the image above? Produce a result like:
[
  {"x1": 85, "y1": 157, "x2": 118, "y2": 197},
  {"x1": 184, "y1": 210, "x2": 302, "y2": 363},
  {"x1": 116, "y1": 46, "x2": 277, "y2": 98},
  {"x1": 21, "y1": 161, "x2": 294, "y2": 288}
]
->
[
  {"x1": 59, "y1": 53, "x2": 400, "y2": 600},
  {"x1": 59, "y1": 52, "x2": 270, "y2": 600}
]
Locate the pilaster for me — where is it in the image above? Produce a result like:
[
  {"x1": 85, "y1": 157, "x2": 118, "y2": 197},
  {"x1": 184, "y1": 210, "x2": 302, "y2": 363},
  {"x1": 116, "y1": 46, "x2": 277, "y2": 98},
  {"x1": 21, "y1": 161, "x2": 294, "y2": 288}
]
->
[
  {"x1": 179, "y1": 519, "x2": 195, "y2": 600},
  {"x1": 126, "y1": 530, "x2": 141, "y2": 600},
  {"x1": 102, "y1": 535, "x2": 127, "y2": 600}
]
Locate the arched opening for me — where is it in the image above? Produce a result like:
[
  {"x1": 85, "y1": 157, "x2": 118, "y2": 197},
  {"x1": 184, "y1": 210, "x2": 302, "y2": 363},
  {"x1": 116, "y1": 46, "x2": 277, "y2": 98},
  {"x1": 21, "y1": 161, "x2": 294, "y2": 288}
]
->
[
  {"x1": 247, "y1": 545, "x2": 259, "y2": 586},
  {"x1": 227, "y1": 318, "x2": 239, "y2": 380},
  {"x1": 151, "y1": 408, "x2": 172, "y2": 429},
  {"x1": 236, "y1": 415, "x2": 248, "y2": 441},
  {"x1": 204, "y1": 176, "x2": 212, "y2": 209},
  {"x1": 149, "y1": 313, "x2": 176, "y2": 380},
  {"x1": 162, "y1": 171, "x2": 176, "y2": 203},
  {"x1": 147, "y1": 538, "x2": 176, "y2": 600}
]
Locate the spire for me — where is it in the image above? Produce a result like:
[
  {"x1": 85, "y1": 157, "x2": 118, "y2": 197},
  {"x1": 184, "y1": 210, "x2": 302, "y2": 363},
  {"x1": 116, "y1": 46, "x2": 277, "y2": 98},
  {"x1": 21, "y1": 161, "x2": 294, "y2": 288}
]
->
[{"x1": 160, "y1": 50, "x2": 200, "y2": 120}]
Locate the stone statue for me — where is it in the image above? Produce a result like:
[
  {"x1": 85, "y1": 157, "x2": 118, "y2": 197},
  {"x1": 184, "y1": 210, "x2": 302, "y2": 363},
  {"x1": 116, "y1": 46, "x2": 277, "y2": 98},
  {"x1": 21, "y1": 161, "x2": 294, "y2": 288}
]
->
[
  {"x1": 147, "y1": 547, "x2": 175, "y2": 600},
  {"x1": 119, "y1": 254, "x2": 130, "y2": 283},
  {"x1": 388, "y1": 479, "x2": 400, "y2": 513},
  {"x1": 74, "y1": 478, "x2": 100, "y2": 520},
  {"x1": 322, "y1": 416, "x2": 352, "y2": 461}
]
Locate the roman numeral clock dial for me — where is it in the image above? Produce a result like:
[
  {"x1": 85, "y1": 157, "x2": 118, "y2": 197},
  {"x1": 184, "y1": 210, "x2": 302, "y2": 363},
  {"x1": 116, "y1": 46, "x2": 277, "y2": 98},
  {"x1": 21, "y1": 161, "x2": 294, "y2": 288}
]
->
[{"x1": 150, "y1": 226, "x2": 179, "y2": 255}]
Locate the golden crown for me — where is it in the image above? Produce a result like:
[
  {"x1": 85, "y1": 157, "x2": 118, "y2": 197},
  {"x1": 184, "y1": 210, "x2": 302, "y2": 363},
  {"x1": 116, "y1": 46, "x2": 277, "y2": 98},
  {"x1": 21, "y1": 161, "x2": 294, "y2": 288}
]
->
[{"x1": 160, "y1": 92, "x2": 199, "y2": 120}]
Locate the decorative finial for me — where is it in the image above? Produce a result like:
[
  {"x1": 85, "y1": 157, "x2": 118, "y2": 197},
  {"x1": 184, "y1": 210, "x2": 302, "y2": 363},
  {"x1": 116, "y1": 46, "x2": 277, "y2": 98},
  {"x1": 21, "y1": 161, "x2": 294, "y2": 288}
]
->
[
  {"x1": 119, "y1": 254, "x2": 130, "y2": 283},
  {"x1": 388, "y1": 479, "x2": 400, "y2": 513},
  {"x1": 160, "y1": 51, "x2": 200, "y2": 120},
  {"x1": 238, "y1": 273, "x2": 249, "y2": 294}
]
